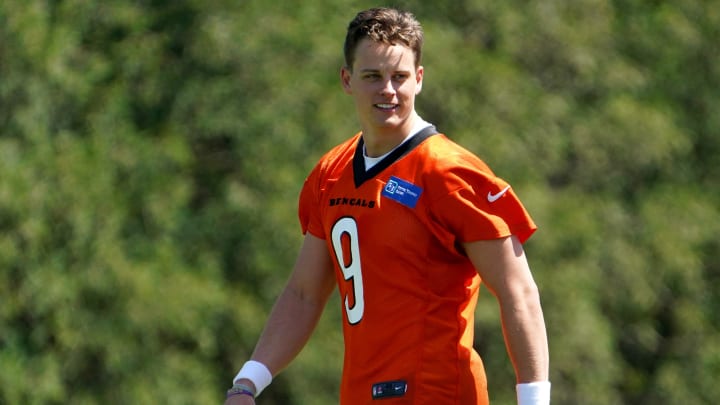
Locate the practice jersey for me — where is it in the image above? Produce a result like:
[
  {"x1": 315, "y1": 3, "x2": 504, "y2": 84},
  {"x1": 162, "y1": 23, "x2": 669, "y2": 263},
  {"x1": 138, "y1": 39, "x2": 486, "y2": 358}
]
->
[{"x1": 298, "y1": 126, "x2": 537, "y2": 405}]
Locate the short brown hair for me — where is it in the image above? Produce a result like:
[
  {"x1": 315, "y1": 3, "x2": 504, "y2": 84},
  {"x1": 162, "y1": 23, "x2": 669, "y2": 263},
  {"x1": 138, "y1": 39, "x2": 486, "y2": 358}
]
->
[{"x1": 343, "y1": 7, "x2": 424, "y2": 71}]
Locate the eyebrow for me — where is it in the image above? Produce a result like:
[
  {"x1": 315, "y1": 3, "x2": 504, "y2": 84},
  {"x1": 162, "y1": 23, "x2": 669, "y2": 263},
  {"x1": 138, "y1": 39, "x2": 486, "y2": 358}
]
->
[{"x1": 358, "y1": 68, "x2": 412, "y2": 74}]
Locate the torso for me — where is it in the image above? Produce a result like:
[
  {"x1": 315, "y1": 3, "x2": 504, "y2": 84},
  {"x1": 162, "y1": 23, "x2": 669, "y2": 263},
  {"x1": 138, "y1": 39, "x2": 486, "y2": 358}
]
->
[{"x1": 299, "y1": 129, "x2": 535, "y2": 404}]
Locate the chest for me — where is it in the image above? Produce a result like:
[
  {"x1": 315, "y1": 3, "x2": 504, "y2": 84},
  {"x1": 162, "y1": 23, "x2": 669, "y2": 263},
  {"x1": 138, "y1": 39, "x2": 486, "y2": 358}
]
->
[{"x1": 320, "y1": 167, "x2": 431, "y2": 245}]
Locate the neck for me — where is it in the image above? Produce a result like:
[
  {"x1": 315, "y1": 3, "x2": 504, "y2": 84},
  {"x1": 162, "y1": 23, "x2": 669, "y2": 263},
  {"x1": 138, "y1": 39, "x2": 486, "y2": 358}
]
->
[{"x1": 362, "y1": 112, "x2": 419, "y2": 157}]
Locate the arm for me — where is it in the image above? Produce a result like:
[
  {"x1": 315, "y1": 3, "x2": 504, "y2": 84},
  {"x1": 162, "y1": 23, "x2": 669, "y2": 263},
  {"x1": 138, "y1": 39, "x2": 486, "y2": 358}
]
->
[
  {"x1": 463, "y1": 236, "x2": 549, "y2": 383},
  {"x1": 226, "y1": 234, "x2": 336, "y2": 404}
]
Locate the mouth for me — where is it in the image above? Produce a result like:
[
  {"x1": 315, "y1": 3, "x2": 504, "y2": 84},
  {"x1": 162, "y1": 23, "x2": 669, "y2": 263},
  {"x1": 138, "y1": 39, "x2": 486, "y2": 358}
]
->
[{"x1": 374, "y1": 103, "x2": 399, "y2": 111}]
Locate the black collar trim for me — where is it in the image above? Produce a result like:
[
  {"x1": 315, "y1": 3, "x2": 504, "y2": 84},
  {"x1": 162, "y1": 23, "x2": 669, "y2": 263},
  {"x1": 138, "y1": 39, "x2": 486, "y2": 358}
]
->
[{"x1": 353, "y1": 125, "x2": 439, "y2": 188}]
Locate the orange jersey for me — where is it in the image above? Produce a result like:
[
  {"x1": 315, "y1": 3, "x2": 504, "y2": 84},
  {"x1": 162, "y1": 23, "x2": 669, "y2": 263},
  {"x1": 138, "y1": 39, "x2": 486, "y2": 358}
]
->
[{"x1": 298, "y1": 127, "x2": 536, "y2": 405}]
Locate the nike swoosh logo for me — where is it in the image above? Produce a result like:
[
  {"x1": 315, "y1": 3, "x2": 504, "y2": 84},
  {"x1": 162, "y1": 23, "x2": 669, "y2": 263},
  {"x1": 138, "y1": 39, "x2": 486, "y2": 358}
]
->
[{"x1": 487, "y1": 185, "x2": 511, "y2": 203}]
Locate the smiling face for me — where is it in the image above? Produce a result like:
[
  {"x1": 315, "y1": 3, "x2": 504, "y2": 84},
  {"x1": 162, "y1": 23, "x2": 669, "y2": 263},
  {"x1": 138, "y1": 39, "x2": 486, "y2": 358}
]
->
[{"x1": 341, "y1": 38, "x2": 424, "y2": 156}]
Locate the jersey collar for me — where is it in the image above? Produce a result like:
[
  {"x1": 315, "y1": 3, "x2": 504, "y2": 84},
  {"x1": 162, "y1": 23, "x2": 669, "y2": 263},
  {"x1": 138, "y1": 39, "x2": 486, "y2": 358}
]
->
[{"x1": 352, "y1": 125, "x2": 439, "y2": 188}]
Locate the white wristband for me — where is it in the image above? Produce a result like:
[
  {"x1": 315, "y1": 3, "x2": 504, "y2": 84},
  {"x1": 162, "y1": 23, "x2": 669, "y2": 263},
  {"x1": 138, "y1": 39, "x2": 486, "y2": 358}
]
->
[
  {"x1": 517, "y1": 381, "x2": 551, "y2": 405},
  {"x1": 233, "y1": 360, "x2": 273, "y2": 396}
]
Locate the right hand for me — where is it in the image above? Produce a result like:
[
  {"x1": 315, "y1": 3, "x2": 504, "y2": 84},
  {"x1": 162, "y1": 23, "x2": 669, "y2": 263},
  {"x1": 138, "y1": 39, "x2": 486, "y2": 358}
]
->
[
  {"x1": 224, "y1": 378, "x2": 258, "y2": 405},
  {"x1": 223, "y1": 394, "x2": 255, "y2": 405}
]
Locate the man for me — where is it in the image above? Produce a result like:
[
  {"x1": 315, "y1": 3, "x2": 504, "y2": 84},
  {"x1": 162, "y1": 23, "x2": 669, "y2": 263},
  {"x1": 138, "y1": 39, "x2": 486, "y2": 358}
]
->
[{"x1": 225, "y1": 7, "x2": 550, "y2": 405}]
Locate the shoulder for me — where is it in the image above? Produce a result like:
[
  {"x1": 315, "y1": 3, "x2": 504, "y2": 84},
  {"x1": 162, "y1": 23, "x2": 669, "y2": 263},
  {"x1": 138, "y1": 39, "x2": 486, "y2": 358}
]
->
[
  {"x1": 302, "y1": 133, "x2": 360, "y2": 197},
  {"x1": 311, "y1": 133, "x2": 361, "y2": 176},
  {"x1": 416, "y1": 134, "x2": 497, "y2": 192}
]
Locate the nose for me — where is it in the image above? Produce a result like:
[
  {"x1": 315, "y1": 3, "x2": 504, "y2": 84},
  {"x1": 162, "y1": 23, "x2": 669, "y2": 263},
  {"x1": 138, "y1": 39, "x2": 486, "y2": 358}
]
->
[{"x1": 379, "y1": 76, "x2": 396, "y2": 96}]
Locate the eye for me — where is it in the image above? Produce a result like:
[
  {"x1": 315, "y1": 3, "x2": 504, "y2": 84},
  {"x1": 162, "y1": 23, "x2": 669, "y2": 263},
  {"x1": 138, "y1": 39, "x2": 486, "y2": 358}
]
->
[
  {"x1": 393, "y1": 73, "x2": 409, "y2": 81},
  {"x1": 362, "y1": 73, "x2": 381, "y2": 81}
]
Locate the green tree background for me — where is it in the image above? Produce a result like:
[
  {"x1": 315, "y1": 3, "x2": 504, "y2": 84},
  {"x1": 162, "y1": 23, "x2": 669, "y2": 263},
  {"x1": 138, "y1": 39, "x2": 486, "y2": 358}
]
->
[{"x1": 1, "y1": 0, "x2": 718, "y2": 404}]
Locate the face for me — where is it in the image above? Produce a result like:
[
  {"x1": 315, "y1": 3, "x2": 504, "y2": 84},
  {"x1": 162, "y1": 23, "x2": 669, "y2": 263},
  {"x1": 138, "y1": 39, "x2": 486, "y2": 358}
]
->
[{"x1": 341, "y1": 39, "x2": 423, "y2": 141}]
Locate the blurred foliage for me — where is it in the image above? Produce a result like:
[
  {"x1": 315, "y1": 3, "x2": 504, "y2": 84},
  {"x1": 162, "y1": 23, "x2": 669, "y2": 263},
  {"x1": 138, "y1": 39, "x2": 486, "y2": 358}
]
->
[{"x1": 0, "y1": 0, "x2": 718, "y2": 404}]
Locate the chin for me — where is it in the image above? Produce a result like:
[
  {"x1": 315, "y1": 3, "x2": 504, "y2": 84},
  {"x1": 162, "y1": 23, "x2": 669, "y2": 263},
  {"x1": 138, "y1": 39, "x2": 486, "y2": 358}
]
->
[{"x1": 375, "y1": 113, "x2": 405, "y2": 126}]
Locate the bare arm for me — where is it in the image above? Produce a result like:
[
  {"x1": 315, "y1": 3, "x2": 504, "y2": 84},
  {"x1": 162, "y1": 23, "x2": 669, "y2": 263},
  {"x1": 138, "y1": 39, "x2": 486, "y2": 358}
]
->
[
  {"x1": 463, "y1": 236, "x2": 549, "y2": 383},
  {"x1": 226, "y1": 234, "x2": 336, "y2": 404}
]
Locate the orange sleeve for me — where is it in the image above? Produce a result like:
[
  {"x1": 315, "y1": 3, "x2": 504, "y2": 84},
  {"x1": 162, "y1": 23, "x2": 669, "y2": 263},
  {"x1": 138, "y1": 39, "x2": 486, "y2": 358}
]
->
[
  {"x1": 426, "y1": 163, "x2": 536, "y2": 245},
  {"x1": 298, "y1": 164, "x2": 326, "y2": 240}
]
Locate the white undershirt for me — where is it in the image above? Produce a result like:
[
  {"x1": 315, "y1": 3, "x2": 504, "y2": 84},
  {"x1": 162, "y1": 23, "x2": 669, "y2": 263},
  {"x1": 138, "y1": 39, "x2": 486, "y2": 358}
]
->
[{"x1": 363, "y1": 117, "x2": 432, "y2": 170}]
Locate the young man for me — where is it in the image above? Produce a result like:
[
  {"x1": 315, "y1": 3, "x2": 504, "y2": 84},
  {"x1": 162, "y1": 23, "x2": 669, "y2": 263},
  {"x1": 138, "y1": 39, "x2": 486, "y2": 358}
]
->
[{"x1": 225, "y1": 7, "x2": 550, "y2": 405}]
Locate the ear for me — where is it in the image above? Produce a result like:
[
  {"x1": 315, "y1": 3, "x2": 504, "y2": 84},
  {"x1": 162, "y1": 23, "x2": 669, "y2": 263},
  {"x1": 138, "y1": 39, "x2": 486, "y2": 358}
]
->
[
  {"x1": 415, "y1": 65, "x2": 424, "y2": 95},
  {"x1": 340, "y1": 67, "x2": 353, "y2": 94}
]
